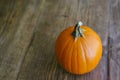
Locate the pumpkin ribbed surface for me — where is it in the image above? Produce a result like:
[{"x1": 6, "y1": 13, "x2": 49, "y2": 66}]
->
[{"x1": 55, "y1": 26, "x2": 102, "y2": 74}]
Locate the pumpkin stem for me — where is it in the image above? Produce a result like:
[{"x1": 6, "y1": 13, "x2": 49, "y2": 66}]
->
[{"x1": 72, "y1": 21, "x2": 83, "y2": 38}]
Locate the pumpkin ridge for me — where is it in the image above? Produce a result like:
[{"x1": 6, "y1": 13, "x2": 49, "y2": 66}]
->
[
  {"x1": 73, "y1": 41, "x2": 78, "y2": 73},
  {"x1": 60, "y1": 39, "x2": 72, "y2": 66},
  {"x1": 82, "y1": 37, "x2": 93, "y2": 72},
  {"x1": 76, "y1": 39, "x2": 79, "y2": 73},
  {"x1": 67, "y1": 40, "x2": 75, "y2": 73},
  {"x1": 79, "y1": 39, "x2": 87, "y2": 73},
  {"x1": 67, "y1": 42, "x2": 74, "y2": 73},
  {"x1": 63, "y1": 39, "x2": 74, "y2": 71},
  {"x1": 70, "y1": 43, "x2": 75, "y2": 73},
  {"x1": 83, "y1": 35, "x2": 102, "y2": 72}
]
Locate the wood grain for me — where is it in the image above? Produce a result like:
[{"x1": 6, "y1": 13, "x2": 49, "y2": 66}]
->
[
  {"x1": 16, "y1": 0, "x2": 109, "y2": 80},
  {"x1": 0, "y1": 0, "x2": 120, "y2": 80},
  {"x1": 109, "y1": 0, "x2": 120, "y2": 80},
  {"x1": 0, "y1": 0, "x2": 39, "y2": 80}
]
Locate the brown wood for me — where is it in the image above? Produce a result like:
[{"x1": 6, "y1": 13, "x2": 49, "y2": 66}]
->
[{"x1": 0, "y1": 0, "x2": 119, "y2": 80}]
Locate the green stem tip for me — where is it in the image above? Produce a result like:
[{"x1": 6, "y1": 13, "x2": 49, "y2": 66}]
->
[{"x1": 72, "y1": 21, "x2": 83, "y2": 38}]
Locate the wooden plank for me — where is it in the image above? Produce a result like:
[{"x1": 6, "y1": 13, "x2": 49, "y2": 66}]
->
[
  {"x1": 109, "y1": 0, "x2": 120, "y2": 80},
  {"x1": 17, "y1": 0, "x2": 110, "y2": 80},
  {"x1": 0, "y1": 0, "x2": 43, "y2": 80}
]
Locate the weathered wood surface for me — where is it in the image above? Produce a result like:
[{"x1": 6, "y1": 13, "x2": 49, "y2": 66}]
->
[
  {"x1": 109, "y1": 0, "x2": 120, "y2": 80},
  {"x1": 0, "y1": 0, "x2": 119, "y2": 80}
]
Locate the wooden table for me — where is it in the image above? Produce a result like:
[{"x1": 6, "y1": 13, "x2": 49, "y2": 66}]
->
[{"x1": 0, "y1": 0, "x2": 120, "y2": 80}]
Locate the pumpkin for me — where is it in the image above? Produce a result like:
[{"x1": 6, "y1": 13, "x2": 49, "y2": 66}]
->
[{"x1": 55, "y1": 21, "x2": 102, "y2": 74}]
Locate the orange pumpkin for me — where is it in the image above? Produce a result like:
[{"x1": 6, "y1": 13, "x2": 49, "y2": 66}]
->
[{"x1": 55, "y1": 21, "x2": 102, "y2": 74}]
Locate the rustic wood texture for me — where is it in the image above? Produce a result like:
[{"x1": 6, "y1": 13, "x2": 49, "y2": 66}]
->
[
  {"x1": 109, "y1": 0, "x2": 120, "y2": 80},
  {"x1": 0, "y1": 0, "x2": 119, "y2": 80}
]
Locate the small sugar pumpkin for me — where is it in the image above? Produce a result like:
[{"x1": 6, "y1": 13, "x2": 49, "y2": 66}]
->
[{"x1": 55, "y1": 21, "x2": 102, "y2": 74}]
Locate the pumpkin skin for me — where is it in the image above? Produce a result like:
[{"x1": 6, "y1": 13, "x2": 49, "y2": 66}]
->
[{"x1": 55, "y1": 22, "x2": 102, "y2": 74}]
